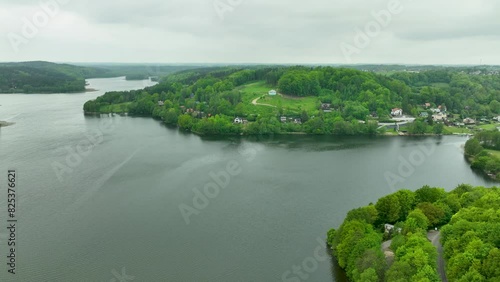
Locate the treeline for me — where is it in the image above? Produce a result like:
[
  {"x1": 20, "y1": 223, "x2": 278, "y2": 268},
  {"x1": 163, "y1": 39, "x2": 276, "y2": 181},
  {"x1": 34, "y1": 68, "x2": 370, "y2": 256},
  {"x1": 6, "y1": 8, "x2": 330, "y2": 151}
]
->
[
  {"x1": 276, "y1": 67, "x2": 406, "y2": 117},
  {"x1": 441, "y1": 185, "x2": 500, "y2": 281},
  {"x1": 465, "y1": 131, "x2": 500, "y2": 179},
  {"x1": 0, "y1": 61, "x2": 115, "y2": 93},
  {"x1": 0, "y1": 61, "x2": 200, "y2": 94},
  {"x1": 84, "y1": 65, "x2": 500, "y2": 136},
  {"x1": 328, "y1": 185, "x2": 474, "y2": 281},
  {"x1": 0, "y1": 65, "x2": 87, "y2": 93},
  {"x1": 390, "y1": 69, "x2": 500, "y2": 118},
  {"x1": 84, "y1": 67, "x2": 384, "y2": 135}
]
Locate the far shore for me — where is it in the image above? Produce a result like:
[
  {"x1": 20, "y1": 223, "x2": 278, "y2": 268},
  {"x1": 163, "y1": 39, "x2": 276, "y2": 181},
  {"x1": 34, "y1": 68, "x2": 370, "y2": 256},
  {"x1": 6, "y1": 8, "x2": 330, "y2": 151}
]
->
[{"x1": 0, "y1": 121, "x2": 15, "y2": 127}]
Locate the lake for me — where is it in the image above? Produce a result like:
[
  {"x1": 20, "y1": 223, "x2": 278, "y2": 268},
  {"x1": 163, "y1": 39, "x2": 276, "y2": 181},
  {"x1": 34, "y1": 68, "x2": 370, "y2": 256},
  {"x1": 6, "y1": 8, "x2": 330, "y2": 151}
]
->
[{"x1": 0, "y1": 77, "x2": 496, "y2": 281}]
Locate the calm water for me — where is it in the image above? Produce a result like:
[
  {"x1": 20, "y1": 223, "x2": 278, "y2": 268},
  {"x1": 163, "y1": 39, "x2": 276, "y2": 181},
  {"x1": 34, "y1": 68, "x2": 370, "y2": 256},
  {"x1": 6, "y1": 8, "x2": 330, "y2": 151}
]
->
[{"x1": 0, "y1": 77, "x2": 496, "y2": 282}]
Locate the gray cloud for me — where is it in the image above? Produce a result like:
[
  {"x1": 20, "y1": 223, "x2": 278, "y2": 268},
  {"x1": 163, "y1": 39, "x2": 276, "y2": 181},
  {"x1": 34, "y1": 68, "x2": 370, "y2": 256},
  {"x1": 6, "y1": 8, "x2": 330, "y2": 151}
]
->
[{"x1": 1, "y1": 0, "x2": 499, "y2": 64}]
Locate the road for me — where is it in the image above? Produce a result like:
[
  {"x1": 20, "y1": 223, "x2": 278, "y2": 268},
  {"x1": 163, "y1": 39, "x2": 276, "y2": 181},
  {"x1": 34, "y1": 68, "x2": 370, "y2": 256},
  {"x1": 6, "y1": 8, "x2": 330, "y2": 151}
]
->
[
  {"x1": 251, "y1": 96, "x2": 276, "y2": 108},
  {"x1": 428, "y1": 231, "x2": 448, "y2": 282}
]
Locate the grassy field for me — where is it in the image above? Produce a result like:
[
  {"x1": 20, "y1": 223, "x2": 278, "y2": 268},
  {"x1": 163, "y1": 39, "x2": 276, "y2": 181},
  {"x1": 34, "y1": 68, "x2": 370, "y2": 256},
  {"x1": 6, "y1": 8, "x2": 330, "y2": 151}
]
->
[
  {"x1": 238, "y1": 81, "x2": 320, "y2": 116},
  {"x1": 486, "y1": 149, "x2": 500, "y2": 159},
  {"x1": 259, "y1": 95, "x2": 319, "y2": 115},
  {"x1": 478, "y1": 123, "x2": 500, "y2": 130},
  {"x1": 238, "y1": 81, "x2": 272, "y2": 103},
  {"x1": 443, "y1": 126, "x2": 473, "y2": 134}
]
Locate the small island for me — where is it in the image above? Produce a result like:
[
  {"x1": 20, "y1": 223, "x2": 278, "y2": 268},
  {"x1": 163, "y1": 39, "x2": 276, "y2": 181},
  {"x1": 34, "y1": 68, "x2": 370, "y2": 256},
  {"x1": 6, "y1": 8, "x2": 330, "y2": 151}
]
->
[
  {"x1": 327, "y1": 184, "x2": 500, "y2": 281},
  {"x1": 84, "y1": 65, "x2": 500, "y2": 137}
]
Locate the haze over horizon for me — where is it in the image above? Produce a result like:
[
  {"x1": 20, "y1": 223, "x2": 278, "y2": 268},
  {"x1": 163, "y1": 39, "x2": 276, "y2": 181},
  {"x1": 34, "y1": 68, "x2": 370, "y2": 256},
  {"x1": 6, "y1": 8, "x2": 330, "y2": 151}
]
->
[{"x1": 1, "y1": 0, "x2": 499, "y2": 65}]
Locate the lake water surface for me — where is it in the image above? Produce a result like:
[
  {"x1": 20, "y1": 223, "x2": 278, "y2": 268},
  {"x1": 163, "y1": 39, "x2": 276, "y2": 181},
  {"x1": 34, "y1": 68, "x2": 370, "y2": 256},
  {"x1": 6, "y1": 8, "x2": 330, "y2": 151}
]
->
[{"x1": 0, "y1": 77, "x2": 496, "y2": 281}]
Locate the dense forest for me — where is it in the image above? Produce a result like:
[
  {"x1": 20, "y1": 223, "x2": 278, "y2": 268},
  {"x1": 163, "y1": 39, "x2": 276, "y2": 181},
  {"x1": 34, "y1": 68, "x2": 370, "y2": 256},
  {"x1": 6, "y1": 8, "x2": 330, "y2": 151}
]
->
[
  {"x1": 327, "y1": 184, "x2": 500, "y2": 281},
  {"x1": 84, "y1": 65, "x2": 500, "y2": 136},
  {"x1": 0, "y1": 61, "x2": 109, "y2": 93},
  {"x1": 0, "y1": 61, "x2": 198, "y2": 93}
]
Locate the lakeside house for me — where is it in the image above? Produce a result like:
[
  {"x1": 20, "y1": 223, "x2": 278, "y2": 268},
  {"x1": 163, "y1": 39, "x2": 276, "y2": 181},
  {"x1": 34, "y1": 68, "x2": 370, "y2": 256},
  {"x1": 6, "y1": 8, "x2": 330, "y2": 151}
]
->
[
  {"x1": 280, "y1": 116, "x2": 287, "y2": 123},
  {"x1": 391, "y1": 108, "x2": 403, "y2": 116},
  {"x1": 158, "y1": 101, "x2": 164, "y2": 106},
  {"x1": 463, "y1": 118, "x2": 476, "y2": 125},
  {"x1": 234, "y1": 117, "x2": 243, "y2": 124},
  {"x1": 269, "y1": 90, "x2": 277, "y2": 96}
]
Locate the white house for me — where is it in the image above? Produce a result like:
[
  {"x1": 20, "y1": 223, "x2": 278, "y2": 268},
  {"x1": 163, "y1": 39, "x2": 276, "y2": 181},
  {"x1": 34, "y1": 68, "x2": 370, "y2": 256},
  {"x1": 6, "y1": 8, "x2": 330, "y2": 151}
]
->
[
  {"x1": 391, "y1": 108, "x2": 403, "y2": 116},
  {"x1": 280, "y1": 116, "x2": 287, "y2": 123},
  {"x1": 234, "y1": 117, "x2": 243, "y2": 124},
  {"x1": 384, "y1": 224, "x2": 402, "y2": 234},
  {"x1": 269, "y1": 90, "x2": 277, "y2": 96}
]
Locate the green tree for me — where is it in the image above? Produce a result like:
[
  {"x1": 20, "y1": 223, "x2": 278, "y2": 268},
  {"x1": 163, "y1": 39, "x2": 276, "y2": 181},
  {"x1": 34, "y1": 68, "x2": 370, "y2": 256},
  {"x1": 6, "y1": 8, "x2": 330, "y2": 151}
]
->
[
  {"x1": 394, "y1": 190, "x2": 416, "y2": 221},
  {"x1": 178, "y1": 114, "x2": 195, "y2": 130},
  {"x1": 163, "y1": 108, "x2": 179, "y2": 125},
  {"x1": 415, "y1": 186, "x2": 446, "y2": 204},
  {"x1": 345, "y1": 205, "x2": 378, "y2": 225},
  {"x1": 405, "y1": 208, "x2": 429, "y2": 232},
  {"x1": 433, "y1": 123, "x2": 444, "y2": 135},
  {"x1": 464, "y1": 138, "x2": 484, "y2": 157},
  {"x1": 375, "y1": 194, "x2": 401, "y2": 224},
  {"x1": 416, "y1": 202, "x2": 446, "y2": 227},
  {"x1": 358, "y1": 268, "x2": 378, "y2": 282}
]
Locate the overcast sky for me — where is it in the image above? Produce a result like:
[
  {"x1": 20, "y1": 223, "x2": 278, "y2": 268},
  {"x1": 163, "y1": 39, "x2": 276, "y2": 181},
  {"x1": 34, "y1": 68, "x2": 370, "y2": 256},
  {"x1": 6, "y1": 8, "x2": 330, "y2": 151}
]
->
[{"x1": 1, "y1": 0, "x2": 499, "y2": 65}]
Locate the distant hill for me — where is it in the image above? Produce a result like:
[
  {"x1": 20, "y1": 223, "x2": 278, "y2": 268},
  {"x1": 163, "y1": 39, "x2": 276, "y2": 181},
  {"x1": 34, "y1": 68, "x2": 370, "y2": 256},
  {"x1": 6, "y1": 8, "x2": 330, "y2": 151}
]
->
[
  {"x1": 0, "y1": 61, "x2": 113, "y2": 93},
  {"x1": 0, "y1": 61, "x2": 201, "y2": 94}
]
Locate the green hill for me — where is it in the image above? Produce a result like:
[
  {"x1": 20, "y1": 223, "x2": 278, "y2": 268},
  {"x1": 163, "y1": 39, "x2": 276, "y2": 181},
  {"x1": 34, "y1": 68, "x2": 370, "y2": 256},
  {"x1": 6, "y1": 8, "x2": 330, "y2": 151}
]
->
[{"x1": 0, "y1": 61, "x2": 112, "y2": 93}]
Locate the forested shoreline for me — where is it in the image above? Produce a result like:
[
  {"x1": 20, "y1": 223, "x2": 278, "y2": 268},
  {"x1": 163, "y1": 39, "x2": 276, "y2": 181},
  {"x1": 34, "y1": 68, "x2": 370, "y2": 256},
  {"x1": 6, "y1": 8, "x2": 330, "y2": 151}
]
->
[
  {"x1": 0, "y1": 61, "x2": 197, "y2": 93},
  {"x1": 84, "y1": 65, "x2": 500, "y2": 136},
  {"x1": 328, "y1": 184, "x2": 500, "y2": 281}
]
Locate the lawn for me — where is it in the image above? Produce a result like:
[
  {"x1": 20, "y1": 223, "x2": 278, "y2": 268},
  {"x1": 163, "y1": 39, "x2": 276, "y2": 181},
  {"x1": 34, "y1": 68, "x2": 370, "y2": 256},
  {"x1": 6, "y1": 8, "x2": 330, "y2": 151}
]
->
[
  {"x1": 259, "y1": 95, "x2": 319, "y2": 115},
  {"x1": 478, "y1": 123, "x2": 500, "y2": 131},
  {"x1": 239, "y1": 81, "x2": 272, "y2": 104},
  {"x1": 443, "y1": 126, "x2": 472, "y2": 134},
  {"x1": 486, "y1": 149, "x2": 500, "y2": 159},
  {"x1": 238, "y1": 81, "x2": 320, "y2": 116}
]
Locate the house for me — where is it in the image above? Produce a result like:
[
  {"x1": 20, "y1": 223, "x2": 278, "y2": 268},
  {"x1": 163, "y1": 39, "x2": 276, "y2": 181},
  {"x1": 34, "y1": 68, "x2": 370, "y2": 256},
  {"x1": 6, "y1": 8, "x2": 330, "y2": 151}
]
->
[
  {"x1": 321, "y1": 103, "x2": 332, "y2": 110},
  {"x1": 391, "y1": 108, "x2": 403, "y2": 116},
  {"x1": 269, "y1": 90, "x2": 277, "y2": 96},
  {"x1": 293, "y1": 118, "x2": 302, "y2": 124},
  {"x1": 158, "y1": 101, "x2": 164, "y2": 106},
  {"x1": 280, "y1": 116, "x2": 287, "y2": 123},
  {"x1": 424, "y1": 103, "x2": 431, "y2": 108},
  {"x1": 463, "y1": 118, "x2": 476, "y2": 125},
  {"x1": 433, "y1": 113, "x2": 447, "y2": 121},
  {"x1": 234, "y1": 117, "x2": 243, "y2": 124},
  {"x1": 384, "y1": 224, "x2": 402, "y2": 234},
  {"x1": 420, "y1": 112, "x2": 429, "y2": 118}
]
